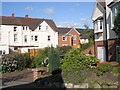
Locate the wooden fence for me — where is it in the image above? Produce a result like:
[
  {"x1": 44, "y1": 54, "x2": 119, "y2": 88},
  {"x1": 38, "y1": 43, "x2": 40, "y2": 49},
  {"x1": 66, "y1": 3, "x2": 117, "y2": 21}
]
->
[{"x1": 28, "y1": 48, "x2": 44, "y2": 57}]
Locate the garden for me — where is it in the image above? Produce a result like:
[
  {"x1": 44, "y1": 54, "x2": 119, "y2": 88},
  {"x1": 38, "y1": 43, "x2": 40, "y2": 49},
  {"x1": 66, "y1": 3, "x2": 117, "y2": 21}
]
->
[{"x1": 0, "y1": 46, "x2": 120, "y2": 88}]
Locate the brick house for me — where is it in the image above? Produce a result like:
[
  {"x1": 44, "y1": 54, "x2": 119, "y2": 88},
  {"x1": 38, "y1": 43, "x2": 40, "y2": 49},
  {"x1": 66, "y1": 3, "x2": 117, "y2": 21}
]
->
[
  {"x1": 92, "y1": 0, "x2": 120, "y2": 62},
  {"x1": 58, "y1": 27, "x2": 80, "y2": 47}
]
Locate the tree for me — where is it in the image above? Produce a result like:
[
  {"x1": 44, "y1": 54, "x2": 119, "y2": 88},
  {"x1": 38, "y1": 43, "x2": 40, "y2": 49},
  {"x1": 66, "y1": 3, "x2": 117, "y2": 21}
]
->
[
  {"x1": 83, "y1": 23, "x2": 89, "y2": 30},
  {"x1": 48, "y1": 47, "x2": 60, "y2": 73},
  {"x1": 113, "y1": 7, "x2": 120, "y2": 46}
]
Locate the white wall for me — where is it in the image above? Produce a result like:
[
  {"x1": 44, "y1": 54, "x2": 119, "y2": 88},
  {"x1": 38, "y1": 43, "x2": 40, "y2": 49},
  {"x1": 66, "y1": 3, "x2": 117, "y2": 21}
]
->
[{"x1": 0, "y1": 20, "x2": 58, "y2": 54}]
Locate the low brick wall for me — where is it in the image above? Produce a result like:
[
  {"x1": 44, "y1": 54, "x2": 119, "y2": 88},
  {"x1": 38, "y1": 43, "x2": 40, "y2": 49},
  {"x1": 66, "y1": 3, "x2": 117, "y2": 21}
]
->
[{"x1": 83, "y1": 45, "x2": 94, "y2": 55}]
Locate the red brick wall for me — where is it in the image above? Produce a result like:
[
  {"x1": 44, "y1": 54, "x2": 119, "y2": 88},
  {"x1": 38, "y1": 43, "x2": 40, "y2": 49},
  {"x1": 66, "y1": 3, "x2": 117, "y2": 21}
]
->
[
  {"x1": 83, "y1": 45, "x2": 94, "y2": 55},
  {"x1": 58, "y1": 29, "x2": 80, "y2": 47},
  {"x1": 94, "y1": 39, "x2": 117, "y2": 61}
]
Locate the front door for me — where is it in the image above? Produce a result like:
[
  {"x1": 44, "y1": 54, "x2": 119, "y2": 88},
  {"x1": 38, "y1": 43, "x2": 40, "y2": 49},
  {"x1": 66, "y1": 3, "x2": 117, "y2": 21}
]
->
[{"x1": 97, "y1": 46, "x2": 106, "y2": 62}]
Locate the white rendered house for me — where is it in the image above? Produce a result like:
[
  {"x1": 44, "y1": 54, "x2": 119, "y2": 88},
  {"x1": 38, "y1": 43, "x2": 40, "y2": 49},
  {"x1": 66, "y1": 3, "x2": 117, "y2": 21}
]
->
[
  {"x1": 0, "y1": 14, "x2": 58, "y2": 54},
  {"x1": 92, "y1": 0, "x2": 119, "y2": 62}
]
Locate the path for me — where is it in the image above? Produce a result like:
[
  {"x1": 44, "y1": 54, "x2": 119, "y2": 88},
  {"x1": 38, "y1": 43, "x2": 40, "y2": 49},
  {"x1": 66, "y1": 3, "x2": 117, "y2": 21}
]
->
[{"x1": 1, "y1": 69, "x2": 40, "y2": 89}]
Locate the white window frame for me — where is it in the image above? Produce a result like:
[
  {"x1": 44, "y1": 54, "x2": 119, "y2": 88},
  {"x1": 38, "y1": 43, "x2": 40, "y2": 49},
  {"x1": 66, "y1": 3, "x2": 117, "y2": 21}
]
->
[
  {"x1": 24, "y1": 35, "x2": 27, "y2": 42},
  {"x1": 14, "y1": 34, "x2": 17, "y2": 42},
  {"x1": 35, "y1": 35, "x2": 38, "y2": 41},
  {"x1": 31, "y1": 35, "x2": 33, "y2": 41},
  {"x1": 62, "y1": 36, "x2": 67, "y2": 41},
  {"x1": 14, "y1": 27, "x2": 17, "y2": 32},
  {"x1": 72, "y1": 35, "x2": 76, "y2": 40},
  {"x1": 48, "y1": 35, "x2": 51, "y2": 41}
]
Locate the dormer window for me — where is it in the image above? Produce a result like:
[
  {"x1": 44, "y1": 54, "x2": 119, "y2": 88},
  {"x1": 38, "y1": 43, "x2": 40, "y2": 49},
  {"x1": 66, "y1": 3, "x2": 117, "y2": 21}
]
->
[
  {"x1": 46, "y1": 26, "x2": 48, "y2": 30},
  {"x1": 14, "y1": 27, "x2": 17, "y2": 31},
  {"x1": 39, "y1": 25, "x2": 41, "y2": 30}
]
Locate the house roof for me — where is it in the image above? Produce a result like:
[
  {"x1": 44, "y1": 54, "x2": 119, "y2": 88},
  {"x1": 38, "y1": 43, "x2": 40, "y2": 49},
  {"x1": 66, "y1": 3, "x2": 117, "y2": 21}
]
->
[
  {"x1": 0, "y1": 16, "x2": 58, "y2": 32},
  {"x1": 80, "y1": 35, "x2": 89, "y2": 39},
  {"x1": 58, "y1": 27, "x2": 72, "y2": 35},
  {"x1": 97, "y1": 0, "x2": 106, "y2": 7}
]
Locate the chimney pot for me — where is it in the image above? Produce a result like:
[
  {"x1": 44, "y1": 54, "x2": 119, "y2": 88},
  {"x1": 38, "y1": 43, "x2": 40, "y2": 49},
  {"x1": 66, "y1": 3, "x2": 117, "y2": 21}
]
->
[
  {"x1": 25, "y1": 14, "x2": 28, "y2": 18},
  {"x1": 12, "y1": 13, "x2": 15, "y2": 17}
]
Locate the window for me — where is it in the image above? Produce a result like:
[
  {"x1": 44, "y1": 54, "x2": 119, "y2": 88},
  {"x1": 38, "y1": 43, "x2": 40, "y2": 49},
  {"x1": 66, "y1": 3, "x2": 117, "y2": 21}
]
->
[
  {"x1": 24, "y1": 35, "x2": 27, "y2": 42},
  {"x1": 14, "y1": 34, "x2": 17, "y2": 42},
  {"x1": 14, "y1": 27, "x2": 17, "y2": 31},
  {"x1": 39, "y1": 25, "x2": 41, "y2": 30},
  {"x1": 31, "y1": 35, "x2": 33, "y2": 41},
  {"x1": 46, "y1": 26, "x2": 48, "y2": 30},
  {"x1": 100, "y1": 20, "x2": 102, "y2": 29},
  {"x1": 62, "y1": 36, "x2": 67, "y2": 41},
  {"x1": 72, "y1": 36, "x2": 76, "y2": 40},
  {"x1": 26, "y1": 26, "x2": 27, "y2": 30},
  {"x1": 0, "y1": 33, "x2": 1, "y2": 41},
  {"x1": 0, "y1": 50, "x2": 2, "y2": 54},
  {"x1": 23, "y1": 26, "x2": 25, "y2": 30},
  {"x1": 14, "y1": 47, "x2": 18, "y2": 50},
  {"x1": 35, "y1": 35, "x2": 38, "y2": 41},
  {"x1": 48, "y1": 35, "x2": 50, "y2": 41}
]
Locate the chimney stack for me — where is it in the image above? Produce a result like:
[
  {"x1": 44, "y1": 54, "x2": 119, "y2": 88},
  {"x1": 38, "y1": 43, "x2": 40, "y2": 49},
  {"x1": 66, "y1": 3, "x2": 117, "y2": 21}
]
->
[
  {"x1": 25, "y1": 14, "x2": 28, "y2": 18},
  {"x1": 12, "y1": 13, "x2": 15, "y2": 17}
]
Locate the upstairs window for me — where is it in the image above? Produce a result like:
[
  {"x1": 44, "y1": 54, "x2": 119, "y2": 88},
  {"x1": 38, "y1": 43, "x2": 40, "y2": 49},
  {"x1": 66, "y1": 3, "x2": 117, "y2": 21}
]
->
[
  {"x1": 35, "y1": 35, "x2": 38, "y2": 41},
  {"x1": 31, "y1": 35, "x2": 33, "y2": 41},
  {"x1": 26, "y1": 26, "x2": 27, "y2": 30},
  {"x1": 24, "y1": 35, "x2": 27, "y2": 42},
  {"x1": 23, "y1": 26, "x2": 25, "y2": 30},
  {"x1": 72, "y1": 36, "x2": 76, "y2": 40},
  {"x1": 39, "y1": 25, "x2": 41, "y2": 30},
  {"x1": 14, "y1": 27, "x2": 17, "y2": 31},
  {"x1": 14, "y1": 34, "x2": 17, "y2": 42},
  {"x1": 46, "y1": 26, "x2": 48, "y2": 30},
  {"x1": 100, "y1": 20, "x2": 103, "y2": 29},
  {"x1": 48, "y1": 35, "x2": 51, "y2": 41},
  {"x1": 62, "y1": 36, "x2": 67, "y2": 41}
]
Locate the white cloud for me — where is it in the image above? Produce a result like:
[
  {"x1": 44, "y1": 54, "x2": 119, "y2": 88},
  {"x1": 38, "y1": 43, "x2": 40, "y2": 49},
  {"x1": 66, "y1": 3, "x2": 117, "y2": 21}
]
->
[
  {"x1": 57, "y1": 22, "x2": 80, "y2": 28},
  {"x1": 43, "y1": 7, "x2": 54, "y2": 15},
  {"x1": 80, "y1": 18, "x2": 88, "y2": 22},
  {"x1": 25, "y1": 6, "x2": 33, "y2": 11}
]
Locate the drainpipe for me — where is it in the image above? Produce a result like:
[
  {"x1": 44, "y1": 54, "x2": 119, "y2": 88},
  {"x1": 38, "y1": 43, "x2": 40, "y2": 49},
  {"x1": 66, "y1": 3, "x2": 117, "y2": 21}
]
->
[{"x1": 104, "y1": 5, "x2": 108, "y2": 61}]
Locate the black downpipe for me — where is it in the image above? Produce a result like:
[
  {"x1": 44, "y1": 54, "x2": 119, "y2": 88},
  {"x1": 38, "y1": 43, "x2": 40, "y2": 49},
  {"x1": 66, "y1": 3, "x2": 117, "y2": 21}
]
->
[{"x1": 104, "y1": 7, "x2": 108, "y2": 61}]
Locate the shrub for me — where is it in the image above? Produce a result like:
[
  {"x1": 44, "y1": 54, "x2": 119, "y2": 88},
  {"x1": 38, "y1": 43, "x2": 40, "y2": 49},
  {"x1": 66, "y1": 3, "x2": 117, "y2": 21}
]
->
[
  {"x1": 57, "y1": 46, "x2": 72, "y2": 55},
  {"x1": 112, "y1": 67, "x2": 120, "y2": 74},
  {"x1": 32, "y1": 47, "x2": 50, "y2": 68},
  {"x1": 48, "y1": 47, "x2": 60, "y2": 73},
  {"x1": 95, "y1": 63, "x2": 112, "y2": 76},
  {"x1": 97, "y1": 63, "x2": 112, "y2": 73},
  {"x1": 13, "y1": 53, "x2": 30, "y2": 71},
  {"x1": 61, "y1": 48, "x2": 99, "y2": 73},
  {"x1": 1, "y1": 53, "x2": 30, "y2": 73},
  {"x1": 1, "y1": 55, "x2": 17, "y2": 73}
]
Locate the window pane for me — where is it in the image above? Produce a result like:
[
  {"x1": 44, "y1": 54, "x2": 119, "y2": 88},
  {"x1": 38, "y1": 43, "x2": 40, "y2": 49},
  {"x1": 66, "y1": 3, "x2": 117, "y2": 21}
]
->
[
  {"x1": 14, "y1": 34, "x2": 17, "y2": 42},
  {"x1": 48, "y1": 36, "x2": 50, "y2": 41},
  {"x1": 24, "y1": 35, "x2": 27, "y2": 42},
  {"x1": 14, "y1": 27, "x2": 17, "y2": 31},
  {"x1": 35, "y1": 36, "x2": 38, "y2": 41}
]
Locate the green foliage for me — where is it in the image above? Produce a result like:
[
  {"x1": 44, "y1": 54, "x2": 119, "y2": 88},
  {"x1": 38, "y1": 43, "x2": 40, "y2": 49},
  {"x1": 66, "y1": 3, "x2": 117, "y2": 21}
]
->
[
  {"x1": 63, "y1": 69, "x2": 86, "y2": 84},
  {"x1": 32, "y1": 47, "x2": 50, "y2": 68},
  {"x1": 57, "y1": 46, "x2": 72, "y2": 55},
  {"x1": 61, "y1": 48, "x2": 99, "y2": 73},
  {"x1": 48, "y1": 47, "x2": 60, "y2": 73},
  {"x1": 112, "y1": 66, "x2": 120, "y2": 74},
  {"x1": 13, "y1": 53, "x2": 30, "y2": 71},
  {"x1": 1, "y1": 53, "x2": 30, "y2": 73},
  {"x1": 80, "y1": 40, "x2": 94, "y2": 50},
  {"x1": 95, "y1": 63, "x2": 112, "y2": 76}
]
